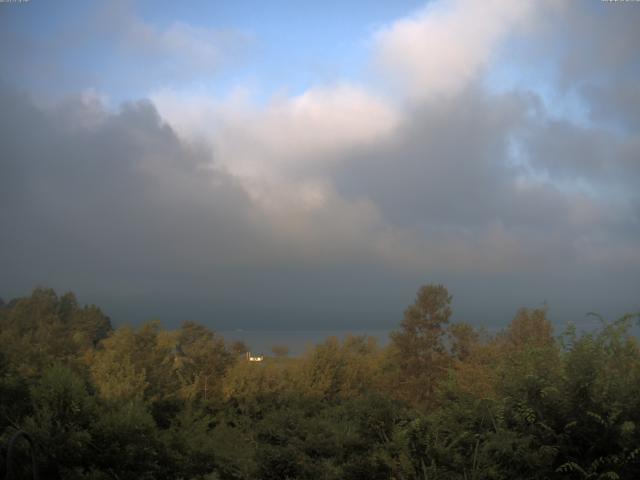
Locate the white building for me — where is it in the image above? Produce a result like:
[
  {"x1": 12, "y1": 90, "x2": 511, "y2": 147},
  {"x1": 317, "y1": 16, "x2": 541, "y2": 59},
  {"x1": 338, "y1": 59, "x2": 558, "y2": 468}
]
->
[{"x1": 246, "y1": 352, "x2": 264, "y2": 362}]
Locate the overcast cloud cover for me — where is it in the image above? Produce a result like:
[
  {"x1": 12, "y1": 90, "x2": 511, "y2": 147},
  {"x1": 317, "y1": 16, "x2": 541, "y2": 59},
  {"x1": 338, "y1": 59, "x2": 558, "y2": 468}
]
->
[{"x1": 0, "y1": 0, "x2": 638, "y2": 330}]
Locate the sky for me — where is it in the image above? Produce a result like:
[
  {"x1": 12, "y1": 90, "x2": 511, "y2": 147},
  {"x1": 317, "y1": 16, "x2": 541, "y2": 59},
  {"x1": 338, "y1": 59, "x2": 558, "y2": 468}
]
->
[{"x1": 0, "y1": 0, "x2": 639, "y2": 331}]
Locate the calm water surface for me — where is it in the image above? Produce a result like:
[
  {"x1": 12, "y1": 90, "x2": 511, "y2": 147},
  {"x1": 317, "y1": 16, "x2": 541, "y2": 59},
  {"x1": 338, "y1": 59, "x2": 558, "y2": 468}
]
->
[{"x1": 219, "y1": 329, "x2": 392, "y2": 356}]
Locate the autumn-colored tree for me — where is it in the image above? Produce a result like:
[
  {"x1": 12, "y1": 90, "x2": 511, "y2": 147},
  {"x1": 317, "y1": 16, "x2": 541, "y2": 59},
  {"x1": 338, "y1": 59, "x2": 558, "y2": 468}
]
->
[
  {"x1": 448, "y1": 321, "x2": 480, "y2": 361},
  {"x1": 298, "y1": 335, "x2": 381, "y2": 400},
  {"x1": 444, "y1": 321, "x2": 498, "y2": 399},
  {"x1": 90, "y1": 325, "x2": 149, "y2": 402},
  {"x1": 390, "y1": 283, "x2": 452, "y2": 406},
  {"x1": 175, "y1": 321, "x2": 232, "y2": 402},
  {"x1": 2, "y1": 286, "x2": 640, "y2": 480},
  {"x1": 503, "y1": 307, "x2": 554, "y2": 350}
]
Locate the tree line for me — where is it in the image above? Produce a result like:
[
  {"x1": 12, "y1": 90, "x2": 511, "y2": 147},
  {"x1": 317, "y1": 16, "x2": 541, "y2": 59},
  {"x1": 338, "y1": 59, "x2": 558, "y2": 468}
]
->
[{"x1": 1, "y1": 285, "x2": 639, "y2": 479}]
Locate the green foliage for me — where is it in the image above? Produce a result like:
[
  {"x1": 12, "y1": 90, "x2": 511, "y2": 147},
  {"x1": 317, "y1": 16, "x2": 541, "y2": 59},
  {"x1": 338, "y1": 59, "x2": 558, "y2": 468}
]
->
[
  {"x1": 0, "y1": 288, "x2": 112, "y2": 378},
  {"x1": 298, "y1": 335, "x2": 381, "y2": 400},
  {"x1": 22, "y1": 364, "x2": 97, "y2": 478},
  {"x1": 1, "y1": 287, "x2": 640, "y2": 479},
  {"x1": 90, "y1": 400, "x2": 162, "y2": 479}
]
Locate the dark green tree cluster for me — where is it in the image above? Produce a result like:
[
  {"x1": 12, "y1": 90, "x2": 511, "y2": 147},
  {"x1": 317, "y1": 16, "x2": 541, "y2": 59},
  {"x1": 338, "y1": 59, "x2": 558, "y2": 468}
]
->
[{"x1": 1, "y1": 286, "x2": 639, "y2": 479}]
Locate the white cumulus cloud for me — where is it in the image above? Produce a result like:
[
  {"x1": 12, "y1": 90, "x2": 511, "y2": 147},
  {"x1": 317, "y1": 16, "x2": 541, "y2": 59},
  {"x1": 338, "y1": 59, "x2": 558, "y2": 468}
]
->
[{"x1": 374, "y1": 0, "x2": 539, "y2": 100}]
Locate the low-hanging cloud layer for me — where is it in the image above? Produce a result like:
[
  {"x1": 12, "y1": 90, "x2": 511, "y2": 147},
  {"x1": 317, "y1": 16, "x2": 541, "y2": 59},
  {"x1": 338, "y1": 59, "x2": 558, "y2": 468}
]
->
[{"x1": 0, "y1": 0, "x2": 638, "y2": 329}]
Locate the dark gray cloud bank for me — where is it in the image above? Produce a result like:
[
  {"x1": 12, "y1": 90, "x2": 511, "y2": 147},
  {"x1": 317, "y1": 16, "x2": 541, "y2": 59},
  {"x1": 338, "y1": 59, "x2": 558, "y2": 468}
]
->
[
  {"x1": 0, "y1": 88, "x2": 411, "y2": 328},
  {"x1": 0, "y1": 1, "x2": 638, "y2": 330}
]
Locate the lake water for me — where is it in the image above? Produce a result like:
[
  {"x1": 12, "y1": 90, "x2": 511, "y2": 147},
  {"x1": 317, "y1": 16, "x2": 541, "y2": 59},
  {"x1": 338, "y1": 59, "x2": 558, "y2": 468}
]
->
[{"x1": 219, "y1": 329, "x2": 393, "y2": 356}]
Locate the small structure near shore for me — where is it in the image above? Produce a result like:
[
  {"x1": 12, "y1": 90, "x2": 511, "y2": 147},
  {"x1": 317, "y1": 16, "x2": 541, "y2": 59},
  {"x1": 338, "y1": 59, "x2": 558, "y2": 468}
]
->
[{"x1": 246, "y1": 352, "x2": 264, "y2": 362}]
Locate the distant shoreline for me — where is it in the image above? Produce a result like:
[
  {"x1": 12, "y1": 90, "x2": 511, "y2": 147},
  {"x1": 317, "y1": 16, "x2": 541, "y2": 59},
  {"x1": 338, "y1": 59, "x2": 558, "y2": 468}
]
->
[{"x1": 219, "y1": 329, "x2": 393, "y2": 356}]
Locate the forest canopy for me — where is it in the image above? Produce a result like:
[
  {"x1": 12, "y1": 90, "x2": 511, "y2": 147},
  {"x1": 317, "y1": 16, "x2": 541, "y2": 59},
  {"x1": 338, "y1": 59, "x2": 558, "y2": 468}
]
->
[{"x1": 1, "y1": 285, "x2": 639, "y2": 479}]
